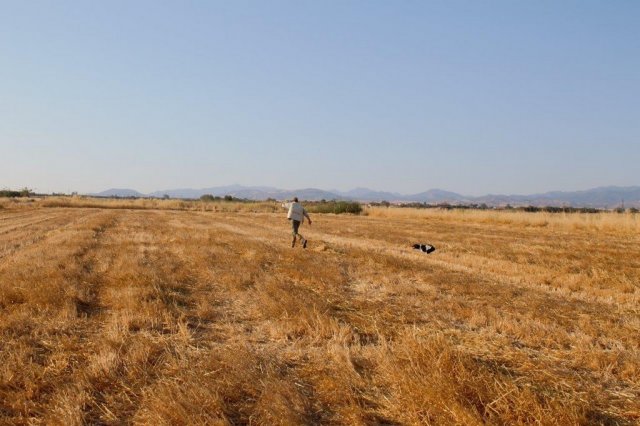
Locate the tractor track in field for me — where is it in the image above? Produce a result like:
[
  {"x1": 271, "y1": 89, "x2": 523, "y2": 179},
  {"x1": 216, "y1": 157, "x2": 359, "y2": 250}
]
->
[
  {"x1": 1, "y1": 207, "x2": 638, "y2": 424},
  {"x1": 172, "y1": 211, "x2": 640, "y2": 422},
  {"x1": 191, "y1": 213, "x2": 634, "y2": 326},
  {"x1": 0, "y1": 209, "x2": 103, "y2": 262},
  {"x1": 166, "y1": 211, "x2": 640, "y2": 423},
  {"x1": 0, "y1": 211, "x2": 69, "y2": 235},
  {"x1": 204, "y1": 213, "x2": 640, "y2": 310}
]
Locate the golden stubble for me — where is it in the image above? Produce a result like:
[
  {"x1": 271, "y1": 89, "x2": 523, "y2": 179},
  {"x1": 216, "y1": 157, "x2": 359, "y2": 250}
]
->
[{"x1": 0, "y1": 203, "x2": 638, "y2": 424}]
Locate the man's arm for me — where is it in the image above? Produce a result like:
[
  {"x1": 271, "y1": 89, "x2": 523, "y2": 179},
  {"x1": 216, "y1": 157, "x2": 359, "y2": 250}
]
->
[{"x1": 304, "y1": 210, "x2": 312, "y2": 225}]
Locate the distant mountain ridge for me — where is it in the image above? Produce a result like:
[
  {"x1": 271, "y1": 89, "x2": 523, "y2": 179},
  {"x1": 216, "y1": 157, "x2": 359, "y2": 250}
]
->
[
  {"x1": 94, "y1": 188, "x2": 146, "y2": 198},
  {"x1": 92, "y1": 185, "x2": 640, "y2": 208}
]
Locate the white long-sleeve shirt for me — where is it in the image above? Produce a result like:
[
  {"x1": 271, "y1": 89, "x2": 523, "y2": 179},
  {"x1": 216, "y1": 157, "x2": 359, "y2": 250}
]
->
[{"x1": 285, "y1": 202, "x2": 309, "y2": 222}]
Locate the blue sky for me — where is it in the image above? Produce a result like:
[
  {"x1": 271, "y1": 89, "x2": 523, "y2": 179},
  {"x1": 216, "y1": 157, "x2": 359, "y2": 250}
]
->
[{"x1": 1, "y1": 1, "x2": 638, "y2": 195}]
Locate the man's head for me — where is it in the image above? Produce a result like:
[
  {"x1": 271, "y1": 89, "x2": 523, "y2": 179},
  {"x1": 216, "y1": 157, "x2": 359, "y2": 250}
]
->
[{"x1": 293, "y1": 197, "x2": 299, "y2": 202}]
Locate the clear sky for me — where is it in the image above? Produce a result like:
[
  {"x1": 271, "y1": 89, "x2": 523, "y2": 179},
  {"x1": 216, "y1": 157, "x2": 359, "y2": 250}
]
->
[{"x1": 1, "y1": 1, "x2": 638, "y2": 196}]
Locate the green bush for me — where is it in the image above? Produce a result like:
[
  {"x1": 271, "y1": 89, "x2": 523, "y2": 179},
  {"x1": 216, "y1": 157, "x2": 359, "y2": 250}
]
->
[
  {"x1": 199, "y1": 194, "x2": 249, "y2": 203},
  {"x1": 0, "y1": 188, "x2": 33, "y2": 198},
  {"x1": 307, "y1": 201, "x2": 362, "y2": 215}
]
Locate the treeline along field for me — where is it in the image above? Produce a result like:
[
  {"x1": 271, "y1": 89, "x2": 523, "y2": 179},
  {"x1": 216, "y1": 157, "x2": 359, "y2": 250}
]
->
[{"x1": 0, "y1": 202, "x2": 638, "y2": 424}]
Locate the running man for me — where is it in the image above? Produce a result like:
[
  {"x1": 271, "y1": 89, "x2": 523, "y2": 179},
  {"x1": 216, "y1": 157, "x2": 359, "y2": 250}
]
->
[{"x1": 284, "y1": 197, "x2": 312, "y2": 248}]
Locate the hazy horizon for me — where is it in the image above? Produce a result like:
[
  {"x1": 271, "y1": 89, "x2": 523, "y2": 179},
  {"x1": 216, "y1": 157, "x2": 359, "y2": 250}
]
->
[
  {"x1": 2, "y1": 1, "x2": 639, "y2": 196},
  {"x1": 83, "y1": 182, "x2": 639, "y2": 199},
  {"x1": 8, "y1": 180, "x2": 640, "y2": 198}
]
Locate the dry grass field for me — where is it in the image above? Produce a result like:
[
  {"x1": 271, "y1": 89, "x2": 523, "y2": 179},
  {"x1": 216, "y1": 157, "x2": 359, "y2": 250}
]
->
[{"x1": 1, "y1": 200, "x2": 639, "y2": 425}]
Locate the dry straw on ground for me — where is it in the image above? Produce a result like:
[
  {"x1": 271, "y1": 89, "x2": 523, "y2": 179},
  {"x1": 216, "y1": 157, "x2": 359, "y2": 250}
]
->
[
  {"x1": 0, "y1": 200, "x2": 638, "y2": 424},
  {"x1": 39, "y1": 196, "x2": 280, "y2": 213}
]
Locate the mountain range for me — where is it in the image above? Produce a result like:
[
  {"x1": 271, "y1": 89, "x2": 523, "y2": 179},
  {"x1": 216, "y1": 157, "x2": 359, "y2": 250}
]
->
[{"x1": 91, "y1": 185, "x2": 639, "y2": 208}]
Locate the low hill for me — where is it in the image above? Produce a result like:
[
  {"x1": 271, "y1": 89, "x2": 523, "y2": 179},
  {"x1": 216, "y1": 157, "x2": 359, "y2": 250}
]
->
[{"x1": 94, "y1": 188, "x2": 146, "y2": 198}]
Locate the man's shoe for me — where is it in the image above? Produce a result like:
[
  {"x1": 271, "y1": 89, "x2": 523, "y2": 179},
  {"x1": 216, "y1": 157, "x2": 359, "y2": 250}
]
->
[{"x1": 302, "y1": 239, "x2": 307, "y2": 249}]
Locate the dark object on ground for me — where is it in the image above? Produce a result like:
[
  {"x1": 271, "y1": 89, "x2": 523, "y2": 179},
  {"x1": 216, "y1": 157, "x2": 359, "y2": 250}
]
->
[
  {"x1": 303, "y1": 239, "x2": 308, "y2": 249},
  {"x1": 412, "y1": 243, "x2": 435, "y2": 254}
]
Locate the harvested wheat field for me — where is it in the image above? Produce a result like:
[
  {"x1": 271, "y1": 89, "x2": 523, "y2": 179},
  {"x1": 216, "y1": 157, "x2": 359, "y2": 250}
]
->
[{"x1": 1, "y1": 201, "x2": 639, "y2": 425}]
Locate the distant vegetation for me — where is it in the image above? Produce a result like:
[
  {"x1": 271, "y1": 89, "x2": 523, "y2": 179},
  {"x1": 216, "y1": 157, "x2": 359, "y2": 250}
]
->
[
  {"x1": 369, "y1": 201, "x2": 634, "y2": 214},
  {"x1": 37, "y1": 195, "x2": 365, "y2": 215},
  {"x1": 4, "y1": 190, "x2": 636, "y2": 214},
  {"x1": 39, "y1": 196, "x2": 281, "y2": 213},
  {"x1": 306, "y1": 200, "x2": 363, "y2": 215},
  {"x1": 0, "y1": 188, "x2": 34, "y2": 198},
  {"x1": 199, "y1": 194, "x2": 249, "y2": 203}
]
